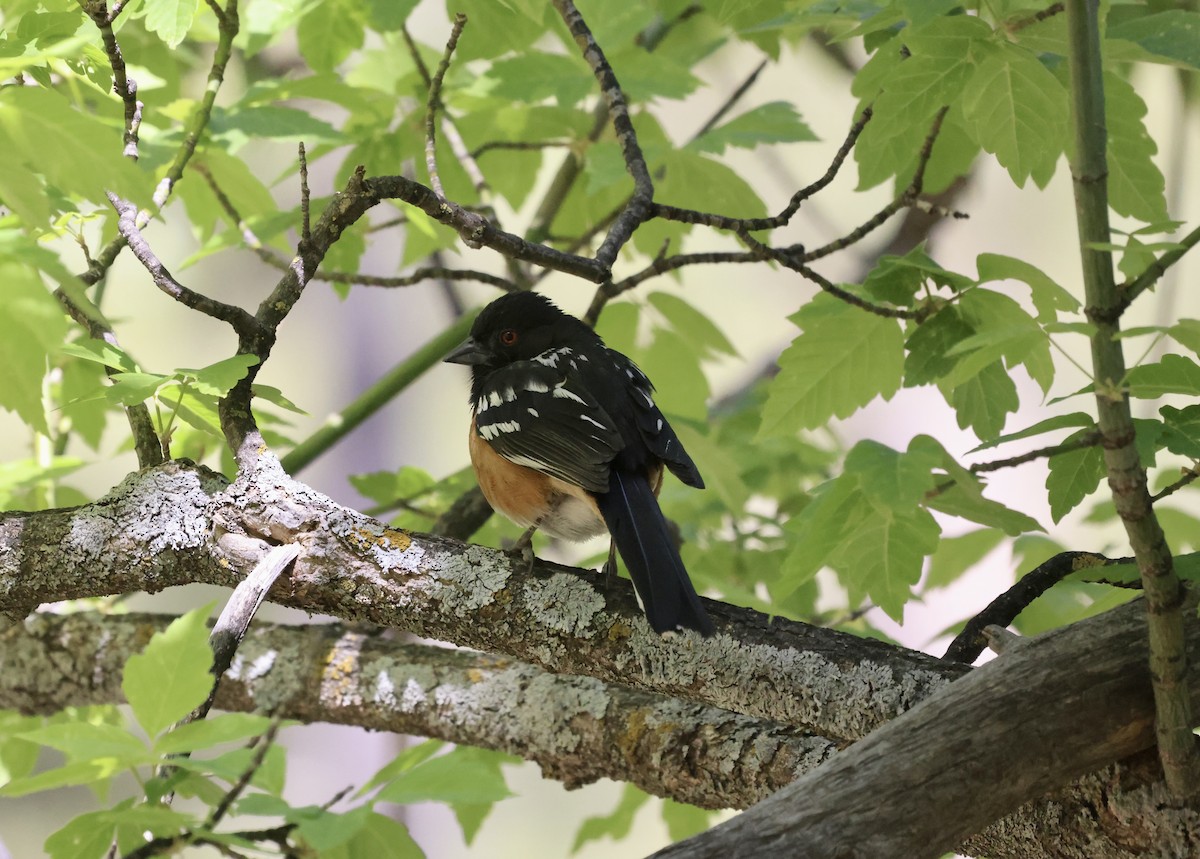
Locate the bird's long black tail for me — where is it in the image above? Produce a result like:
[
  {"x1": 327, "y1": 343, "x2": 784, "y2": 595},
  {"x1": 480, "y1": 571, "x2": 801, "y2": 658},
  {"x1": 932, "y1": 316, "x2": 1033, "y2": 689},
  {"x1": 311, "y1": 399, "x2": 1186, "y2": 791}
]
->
[{"x1": 596, "y1": 470, "x2": 713, "y2": 636}]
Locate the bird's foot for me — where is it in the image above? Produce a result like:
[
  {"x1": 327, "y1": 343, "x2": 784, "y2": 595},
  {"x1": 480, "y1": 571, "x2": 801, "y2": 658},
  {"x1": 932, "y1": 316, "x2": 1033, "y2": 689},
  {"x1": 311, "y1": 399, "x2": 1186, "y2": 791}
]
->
[{"x1": 504, "y1": 526, "x2": 538, "y2": 574}]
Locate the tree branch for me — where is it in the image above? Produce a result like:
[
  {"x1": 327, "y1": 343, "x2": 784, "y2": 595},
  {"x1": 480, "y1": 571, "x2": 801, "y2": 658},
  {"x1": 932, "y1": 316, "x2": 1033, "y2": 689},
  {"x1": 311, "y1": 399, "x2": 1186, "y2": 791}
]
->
[
  {"x1": 1064, "y1": 0, "x2": 1198, "y2": 796},
  {"x1": 0, "y1": 610, "x2": 833, "y2": 810},
  {"x1": 0, "y1": 461, "x2": 959, "y2": 741},
  {"x1": 552, "y1": 0, "x2": 654, "y2": 270},
  {"x1": 654, "y1": 597, "x2": 1200, "y2": 859}
]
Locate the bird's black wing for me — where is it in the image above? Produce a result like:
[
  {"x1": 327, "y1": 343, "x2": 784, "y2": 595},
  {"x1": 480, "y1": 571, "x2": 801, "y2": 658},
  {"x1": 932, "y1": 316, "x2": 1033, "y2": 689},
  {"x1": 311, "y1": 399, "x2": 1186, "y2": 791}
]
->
[
  {"x1": 601, "y1": 348, "x2": 704, "y2": 489},
  {"x1": 473, "y1": 352, "x2": 623, "y2": 493}
]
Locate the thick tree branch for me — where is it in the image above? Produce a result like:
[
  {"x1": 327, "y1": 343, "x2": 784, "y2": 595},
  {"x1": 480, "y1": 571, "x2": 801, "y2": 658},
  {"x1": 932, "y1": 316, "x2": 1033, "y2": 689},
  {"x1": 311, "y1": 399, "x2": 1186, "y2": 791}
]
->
[
  {"x1": 0, "y1": 611, "x2": 833, "y2": 810},
  {"x1": 654, "y1": 597, "x2": 1200, "y2": 859},
  {"x1": 0, "y1": 461, "x2": 958, "y2": 742}
]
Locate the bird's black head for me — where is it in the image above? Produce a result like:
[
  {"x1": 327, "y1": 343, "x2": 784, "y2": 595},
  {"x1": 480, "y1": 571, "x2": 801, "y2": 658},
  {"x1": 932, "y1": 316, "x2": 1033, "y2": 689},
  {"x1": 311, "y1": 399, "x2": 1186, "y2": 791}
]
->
[{"x1": 444, "y1": 292, "x2": 598, "y2": 371}]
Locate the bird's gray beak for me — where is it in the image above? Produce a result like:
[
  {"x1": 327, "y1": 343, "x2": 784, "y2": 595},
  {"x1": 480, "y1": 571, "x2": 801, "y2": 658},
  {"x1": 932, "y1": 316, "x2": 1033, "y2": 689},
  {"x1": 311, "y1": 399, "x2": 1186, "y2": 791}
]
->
[{"x1": 444, "y1": 337, "x2": 491, "y2": 366}]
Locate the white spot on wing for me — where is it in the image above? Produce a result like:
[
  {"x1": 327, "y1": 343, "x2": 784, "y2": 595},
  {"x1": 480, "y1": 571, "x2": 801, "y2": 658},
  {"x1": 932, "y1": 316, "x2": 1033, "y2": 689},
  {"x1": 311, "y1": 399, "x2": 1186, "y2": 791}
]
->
[
  {"x1": 581, "y1": 414, "x2": 607, "y2": 430},
  {"x1": 488, "y1": 390, "x2": 503, "y2": 408},
  {"x1": 479, "y1": 420, "x2": 521, "y2": 440},
  {"x1": 553, "y1": 383, "x2": 586, "y2": 404},
  {"x1": 527, "y1": 408, "x2": 540, "y2": 417},
  {"x1": 525, "y1": 379, "x2": 550, "y2": 393}
]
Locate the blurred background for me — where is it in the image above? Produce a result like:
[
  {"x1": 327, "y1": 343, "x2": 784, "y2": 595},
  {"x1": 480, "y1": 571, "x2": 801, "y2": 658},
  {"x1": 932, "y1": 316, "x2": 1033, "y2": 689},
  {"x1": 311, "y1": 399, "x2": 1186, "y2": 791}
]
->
[{"x1": 1, "y1": 0, "x2": 1198, "y2": 855}]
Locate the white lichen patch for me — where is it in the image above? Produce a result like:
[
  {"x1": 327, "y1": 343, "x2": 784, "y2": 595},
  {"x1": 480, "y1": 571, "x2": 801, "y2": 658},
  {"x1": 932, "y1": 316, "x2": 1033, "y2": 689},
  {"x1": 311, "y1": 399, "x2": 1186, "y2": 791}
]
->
[
  {"x1": 426, "y1": 545, "x2": 512, "y2": 614},
  {"x1": 228, "y1": 649, "x2": 277, "y2": 682},
  {"x1": 399, "y1": 677, "x2": 428, "y2": 712},
  {"x1": 523, "y1": 572, "x2": 604, "y2": 635}
]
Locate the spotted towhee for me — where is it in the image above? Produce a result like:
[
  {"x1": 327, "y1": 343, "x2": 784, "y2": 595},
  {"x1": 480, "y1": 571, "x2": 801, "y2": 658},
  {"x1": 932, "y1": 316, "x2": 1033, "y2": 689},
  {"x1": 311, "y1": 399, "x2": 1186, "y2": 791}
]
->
[{"x1": 444, "y1": 291, "x2": 713, "y2": 636}]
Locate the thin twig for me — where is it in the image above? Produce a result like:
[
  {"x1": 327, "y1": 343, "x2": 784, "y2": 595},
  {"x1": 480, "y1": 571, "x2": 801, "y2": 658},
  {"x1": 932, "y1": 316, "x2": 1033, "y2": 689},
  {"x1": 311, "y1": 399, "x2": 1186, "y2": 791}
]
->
[
  {"x1": 1117, "y1": 221, "x2": 1200, "y2": 313},
  {"x1": 691, "y1": 59, "x2": 770, "y2": 142},
  {"x1": 1153, "y1": 469, "x2": 1200, "y2": 503},
  {"x1": 552, "y1": 0, "x2": 654, "y2": 271},
  {"x1": 585, "y1": 250, "x2": 761, "y2": 324},
  {"x1": 80, "y1": 0, "x2": 142, "y2": 159},
  {"x1": 970, "y1": 431, "x2": 1103, "y2": 474},
  {"x1": 738, "y1": 230, "x2": 917, "y2": 319},
  {"x1": 207, "y1": 720, "x2": 285, "y2": 828},
  {"x1": 298, "y1": 143, "x2": 311, "y2": 249},
  {"x1": 652, "y1": 106, "x2": 873, "y2": 232},
  {"x1": 425, "y1": 13, "x2": 467, "y2": 199},
  {"x1": 108, "y1": 193, "x2": 259, "y2": 339}
]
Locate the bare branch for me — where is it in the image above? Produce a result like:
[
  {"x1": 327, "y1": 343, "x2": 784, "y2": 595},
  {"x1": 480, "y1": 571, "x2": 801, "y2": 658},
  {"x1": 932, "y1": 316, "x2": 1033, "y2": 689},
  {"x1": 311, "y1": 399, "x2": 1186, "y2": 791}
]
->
[
  {"x1": 552, "y1": 0, "x2": 654, "y2": 270},
  {"x1": 0, "y1": 461, "x2": 960, "y2": 741},
  {"x1": 108, "y1": 193, "x2": 259, "y2": 338},
  {"x1": 80, "y1": 0, "x2": 142, "y2": 159},
  {"x1": 425, "y1": 13, "x2": 468, "y2": 199},
  {"x1": 3, "y1": 610, "x2": 833, "y2": 811},
  {"x1": 943, "y1": 550, "x2": 1127, "y2": 664}
]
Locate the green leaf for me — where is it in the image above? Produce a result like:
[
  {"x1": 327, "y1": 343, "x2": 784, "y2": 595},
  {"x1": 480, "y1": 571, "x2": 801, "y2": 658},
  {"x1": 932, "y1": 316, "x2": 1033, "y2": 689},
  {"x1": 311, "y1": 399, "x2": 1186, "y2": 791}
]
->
[
  {"x1": 843, "y1": 439, "x2": 940, "y2": 510},
  {"x1": 374, "y1": 747, "x2": 513, "y2": 806},
  {"x1": 572, "y1": 784, "x2": 650, "y2": 854},
  {"x1": 60, "y1": 339, "x2": 139, "y2": 373},
  {"x1": 862, "y1": 244, "x2": 973, "y2": 305},
  {"x1": 44, "y1": 811, "x2": 122, "y2": 859},
  {"x1": 123, "y1": 606, "x2": 215, "y2": 738},
  {"x1": 950, "y1": 284, "x2": 1054, "y2": 395},
  {"x1": 854, "y1": 16, "x2": 992, "y2": 189},
  {"x1": 0, "y1": 758, "x2": 123, "y2": 797},
  {"x1": 350, "y1": 467, "x2": 436, "y2": 507},
  {"x1": 1160, "y1": 405, "x2": 1200, "y2": 460},
  {"x1": 295, "y1": 805, "x2": 373, "y2": 852},
  {"x1": 648, "y1": 292, "x2": 738, "y2": 358},
  {"x1": 1104, "y1": 73, "x2": 1168, "y2": 224},
  {"x1": 975, "y1": 252, "x2": 1080, "y2": 321},
  {"x1": 838, "y1": 502, "x2": 941, "y2": 621},
  {"x1": 944, "y1": 361, "x2": 1020, "y2": 440},
  {"x1": 297, "y1": 0, "x2": 364, "y2": 72},
  {"x1": 758, "y1": 297, "x2": 904, "y2": 438},
  {"x1": 336, "y1": 813, "x2": 424, "y2": 859},
  {"x1": 643, "y1": 328, "x2": 710, "y2": 422},
  {"x1": 0, "y1": 87, "x2": 147, "y2": 208},
  {"x1": 18, "y1": 722, "x2": 147, "y2": 764},
  {"x1": 1168, "y1": 319, "x2": 1200, "y2": 356},
  {"x1": 689, "y1": 101, "x2": 816, "y2": 154},
  {"x1": 363, "y1": 739, "x2": 445, "y2": 792},
  {"x1": 1045, "y1": 431, "x2": 1106, "y2": 522},
  {"x1": 970, "y1": 412, "x2": 1095, "y2": 452},
  {"x1": 0, "y1": 262, "x2": 69, "y2": 434},
  {"x1": 105, "y1": 372, "x2": 171, "y2": 406},
  {"x1": 661, "y1": 799, "x2": 714, "y2": 841},
  {"x1": 485, "y1": 52, "x2": 593, "y2": 106},
  {"x1": 153, "y1": 713, "x2": 277, "y2": 755},
  {"x1": 926, "y1": 482, "x2": 1043, "y2": 535},
  {"x1": 178, "y1": 354, "x2": 259, "y2": 397},
  {"x1": 1108, "y1": 10, "x2": 1200, "y2": 70},
  {"x1": 1126, "y1": 354, "x2": 1200, "y2": 398},
  {"x1": 211, "y1": 105, "x2": 344, "y2": 149},
  {"x1": 674, "y1": 424, "x2": 751, "y2": 514},
  {"x1": 925, "y1": 528, "x2": 1006, "y2": 589},
  {"x1": 143, "y1": 0, "x2": 198, "y2": 48},
  {"x1": 365, "y1": 0, "x2": 421, "y2": 31},
  {"x1": 961, "y1": 43, "x2": 1067, "y2": 188}
]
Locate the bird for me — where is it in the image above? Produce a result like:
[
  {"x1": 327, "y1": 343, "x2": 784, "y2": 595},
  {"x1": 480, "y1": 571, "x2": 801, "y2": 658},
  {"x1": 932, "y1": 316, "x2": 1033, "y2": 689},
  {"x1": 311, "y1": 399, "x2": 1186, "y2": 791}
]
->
[{"x1": 444, "y1": 291, "x2": 714, "y2": 636}]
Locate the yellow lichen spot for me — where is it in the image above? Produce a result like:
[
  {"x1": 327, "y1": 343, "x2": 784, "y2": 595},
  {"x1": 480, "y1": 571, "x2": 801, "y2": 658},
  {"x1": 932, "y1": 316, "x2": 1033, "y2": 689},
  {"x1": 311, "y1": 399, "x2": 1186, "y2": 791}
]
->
[
  {"x1": 467, "y1": 668, "x2": 486, "y2": 683},
  {"x1": 607, "y1": 620, "x2": 633, "y2": 643},
  {"x1": 376, "y1": 528, "x2": 411, "y2": 552}
]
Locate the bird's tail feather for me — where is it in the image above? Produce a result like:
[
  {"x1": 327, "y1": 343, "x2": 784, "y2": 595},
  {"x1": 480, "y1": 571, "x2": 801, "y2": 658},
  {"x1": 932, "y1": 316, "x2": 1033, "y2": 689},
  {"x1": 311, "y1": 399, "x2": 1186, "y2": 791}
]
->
[{"x1": 597, "y1": 471, "x2": 713, "y2": 636}]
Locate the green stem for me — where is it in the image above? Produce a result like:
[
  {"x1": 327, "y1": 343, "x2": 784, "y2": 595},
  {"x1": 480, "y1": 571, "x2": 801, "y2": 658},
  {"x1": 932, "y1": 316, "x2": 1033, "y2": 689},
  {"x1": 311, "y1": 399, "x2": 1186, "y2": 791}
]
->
[
  {"x1": 1064, "y1": 0, "x2": 1198, "y2": 796},
  {"x1": 280, "y1": 310, "x2": 478, "y2": 475}
]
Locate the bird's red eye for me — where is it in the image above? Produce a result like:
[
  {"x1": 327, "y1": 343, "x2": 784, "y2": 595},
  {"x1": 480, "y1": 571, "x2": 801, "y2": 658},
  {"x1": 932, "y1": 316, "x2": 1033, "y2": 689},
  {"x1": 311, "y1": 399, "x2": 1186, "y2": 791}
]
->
[{"x1": 499, "y1": 329, "x2": 519, "y2": 346}]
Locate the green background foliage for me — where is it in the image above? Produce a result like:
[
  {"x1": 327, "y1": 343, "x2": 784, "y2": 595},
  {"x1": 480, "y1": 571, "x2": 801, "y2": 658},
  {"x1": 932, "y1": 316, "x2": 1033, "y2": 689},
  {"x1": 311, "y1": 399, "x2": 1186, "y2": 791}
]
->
[{"x1": 1, "y1": 0, "x2": 1198, "y2": 854}]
